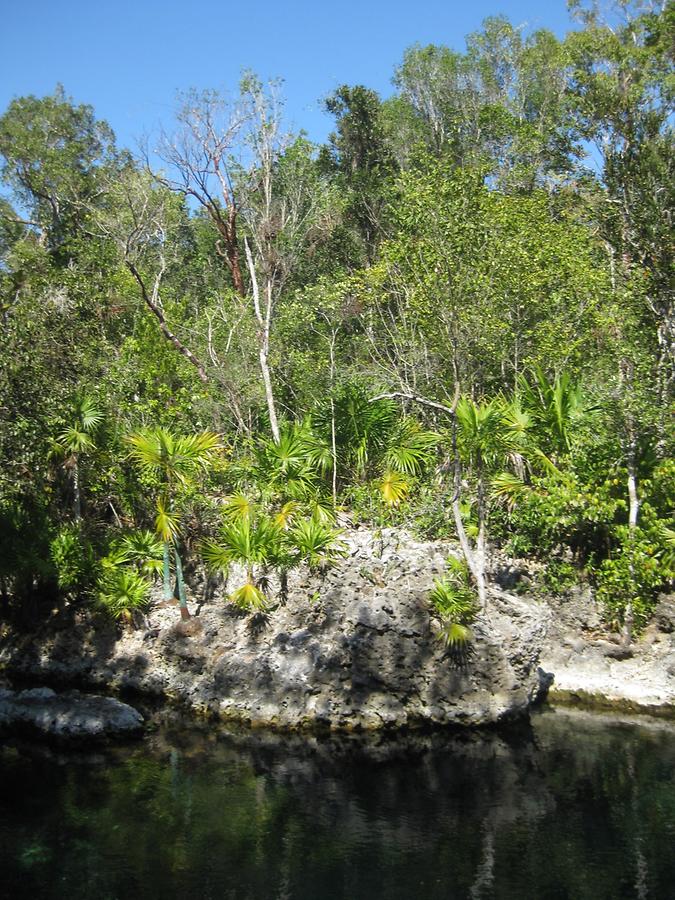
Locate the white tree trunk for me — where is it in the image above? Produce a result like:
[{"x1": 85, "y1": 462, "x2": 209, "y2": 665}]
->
[
  {"x1": 244, "y1": 237, "x2": 280, "y2": 444},
  {"x1": 72, "y1": 457, "x2": 82, "y2": 522}
]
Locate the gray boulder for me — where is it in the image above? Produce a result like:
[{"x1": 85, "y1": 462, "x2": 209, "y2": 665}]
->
[{"x1": 0, "y1": 687, "x2": 143, "y2": 740}]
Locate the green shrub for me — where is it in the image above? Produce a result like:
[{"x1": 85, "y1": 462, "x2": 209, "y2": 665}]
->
[
  {"x1": 542, "y1": 559, "x2": 579, "y2": 593},
  {"x1": 595, "y1": 525, "x2": 673, "y2": 629},
  {"x1": 49, "y1": 525, "x2": 97, "y2": 594},
  {"x1": 429, "y1": 558, "x2": 477, "y2": 647},
  {"x1": 97, "y1": 568, "x2": 151, "y2": 622}
]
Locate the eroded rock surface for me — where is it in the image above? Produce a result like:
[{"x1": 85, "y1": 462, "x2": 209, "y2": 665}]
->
[
  {"x1": 0, "y1": 529, "x2": 550, "y2": 730},
  {"x1": 539, "y1": 588, "x2": 675, "y2": 715}
]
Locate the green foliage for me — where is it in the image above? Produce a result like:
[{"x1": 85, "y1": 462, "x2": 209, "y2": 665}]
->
[
  {"x1": 229, "y1": 581, "x2": 269, "y2": 612},
  {"x1": 0, "y1": 4, "x2": 672, "y2": 646},
  {"x1": 429, "y1": 559, "x2": 478, "y2": 647},
  {"x1": 0, "y1": 495, "x2": 54, "y2": 599},
  {"x1": 53, "y1": 395, "x2": 103, "y2": 454},
  {"x1": 289, "y1": 517, "x2": 346, "y2": 571},
  {"x1": 102, "y1": 530, "x2": 164, "y2": 577},
  {"x1": 202, "y1": 513, "x2": 281, "y2": 573},
  {"x1": 203, "y1": 495, "x2": 346, "y2": 610},
  {"x1": 321, "y1": 84, "x2": 396, "y2": 256},
  {"x1": 252, "y1": 423, "x2": 324, "y2": 502},
  {"x1": 0, "y1": 85, "x2": 122, "y2": 247},
  {"x1": 49, "y1": 525, "x2": 96, "y2": 594},
  {"x1": 125, "y1": 428, "x2": 221, "y2": 490},
  {"x1": 595, "y1": 527, "x2": 671, "y2": 629},
  {"x1": 97, "y1": 568, "x2": 151, "y2": 623},
  {"x1": 516, "y1": 367, "x2": 586, "y2": 460}
]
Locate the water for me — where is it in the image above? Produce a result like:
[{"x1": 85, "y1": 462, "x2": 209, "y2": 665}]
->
[{"x1": 1, "y1": 707, "x2": 674, "y2": 900}]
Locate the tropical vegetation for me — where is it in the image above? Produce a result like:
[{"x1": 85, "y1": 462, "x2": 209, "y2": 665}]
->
[{"x1": 0, "y1": 1, "x2": 672, "y2": 638}]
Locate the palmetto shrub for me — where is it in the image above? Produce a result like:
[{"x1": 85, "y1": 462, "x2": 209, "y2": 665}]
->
[{"x1": 429, "y1": 557, "x2": 477, "y2": 647}]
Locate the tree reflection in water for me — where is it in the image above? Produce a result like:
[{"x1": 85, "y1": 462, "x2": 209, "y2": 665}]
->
[{"x1": 1, "y1": 708, "x2": 674, "y2": 900}]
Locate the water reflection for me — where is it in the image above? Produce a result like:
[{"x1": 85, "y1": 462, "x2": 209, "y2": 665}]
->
[{"x1": 1, "y1": 708, "x2": 674, "y2": 899}]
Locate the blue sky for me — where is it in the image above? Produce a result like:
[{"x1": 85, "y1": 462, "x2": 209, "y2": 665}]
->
[{"x1": 1, "y1": 0, "x2": 576, "y2": 150}]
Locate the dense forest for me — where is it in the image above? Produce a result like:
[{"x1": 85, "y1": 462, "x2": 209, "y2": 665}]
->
[{"x1": 0, "y1": 0, "x2": 673, "y2": 642}]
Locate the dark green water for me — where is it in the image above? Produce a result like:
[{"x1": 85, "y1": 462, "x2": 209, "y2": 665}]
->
[{"x1": 1, "y1": 708, "x2": 674, "y2": 900}]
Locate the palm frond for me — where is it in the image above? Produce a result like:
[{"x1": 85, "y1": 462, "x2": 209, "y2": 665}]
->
[
  {"x1": 290, "y1": 518, "x2": 346, "y2": 570},
  {"x1": 155, "y1": 498, "x2": 180, "y2": 543},
  {"x1": 223, "y1": 493, "x2": 255, "y2": 522},
  {"x1": 201, "y1": 539, "x2": 232, "y2": 574},
  {"x1": 491, "y1": 471, "x2": 530, "y2": 509},
  {"x1": 57, "y1": 426, "x2": 96, "y2": 455},
  {"x1": 126, "y1": 428, "x2": 221, "y2": 484},
  {"x1": 97, "y1": 569, "x2": 150, "y2": 622},
  {"x1": 274, "y1": 500, "x2": 301, "y2": 530},
  {"x1": 75, "y1": 395, "x2": 104, "y2": 433},
  {"x1": 230, "y1": 581, "x2": 269, "y2": 611},
  {"x1": 384, "y1": 419, "x2": 438, "y2": 476},
  {"x1": 119, "y1": 530, "x2": 164, "y2": 575},
  {"x1": 379, "y1": 469, "x2": 410, "y2": 507},
  {"x1": 438, "y1": 621, "x2": 473, "y2": 648}
]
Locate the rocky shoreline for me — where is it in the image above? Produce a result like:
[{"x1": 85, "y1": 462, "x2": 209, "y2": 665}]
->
[
  {"x1": 539, "y1": 587, "x2": 675, "y2": 717},
  {"x1": 0, "y1": 529, "x2": 673, "y2": 736}
]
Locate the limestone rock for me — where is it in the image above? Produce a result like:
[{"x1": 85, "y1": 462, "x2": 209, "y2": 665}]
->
[
  {"x1": 0, "y1": 687, "x2": 143, "y2": 740},
  {"x1": 0, "y1": 528, "x2": 552, "y2": 730}
]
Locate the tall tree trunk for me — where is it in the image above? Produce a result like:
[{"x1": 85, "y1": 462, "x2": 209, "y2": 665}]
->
[
  {"x1": 214, "y1": 206, "x2": 245, "y2": 296},
  {"x1": 370, "y1": 386, "x2": 488, "y2": 608},
  {"x1": 451, "y1": 415, "x2": 487, "y2": 609},
  {"x1": 244, "y1": 238, "x2": 280, "y2": 443},
  {"x1": 621, "y1": 360, "x2": 640, "y2": 647},
  {"x1": 474, "y1": 459, "x2": 488, "y2": 610},
  {"x1": 162, "y1": 541, "x2": 172, "y2": 602},
  {"x1": 72, "y1": 456, "x2": 82, "y2": 522},
  {"x1": 174, "y1": 547, "x2": 190, "y2": 619}
]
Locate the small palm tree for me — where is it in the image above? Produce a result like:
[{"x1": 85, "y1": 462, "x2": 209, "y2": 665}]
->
[
  {"x1": 378, "y1": 417, "x2": 438, "y2": 508},
  {"x1": 202, "y1": 498, "x2": 284, "y2": 610},
  {"x1": 289, "y1": 516, "x2": 347, "y2": 572},
  {"x1": 126, "y1": 427, "x2": 221, "y2": 619},
  {"x1": 315, "y1": 384, "x2": 397, "y2": 483},
  {"x1": 97, "y1": 568, "x2": 151, "y2": 625},
  {"x1": 254, "y1": 423, "x2": 323, "y2": 502},
  {"x1": 517, "y1": 367, "x2": 585, "y2": 461},
  {"x1": 429, "y1": 559, "x2": 477, "y2": 649},
  {"x1": 451, "y1": 395, "x2": 533, "y2": 608},
  {"x1": 51, "y1": 395, "x2": 103, "y2": 521}
]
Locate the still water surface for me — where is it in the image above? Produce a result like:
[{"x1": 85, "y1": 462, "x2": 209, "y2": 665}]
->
[{"x1": 1, "y1": 707, "x2": 674, "y2": 900}]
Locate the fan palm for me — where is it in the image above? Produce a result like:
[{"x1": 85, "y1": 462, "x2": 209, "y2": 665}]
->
[
  {"x1": 315, "y1": 384, "x2": 397, "y2": 481},
  {"x1": 377, "y1": 417, "x2": 439, "y2": 508},
  {"x1": 52, "y1": 395, "x2": 103, "y2": 521},
  {"x1": 97, "y1": 569, "x2": 151, "y2": 624},
  {"x1": 202, "y1": 503, "x2": 284, "y2": 611},
  {"x1": 517, "y1": 367, "x2": 585, "y2": 460},
  {"x1": 125, "y1": 427, "x2": 221, "y2": 619},
  {"x1": 254, "y1": 423, "x2": 322, "y2": 502},
  {"x1": 429, "y1": 558, "x2": 477, "y2": 648},
  {"x1": 289, "y1": 517, "x2": 347, "y2": 572}
]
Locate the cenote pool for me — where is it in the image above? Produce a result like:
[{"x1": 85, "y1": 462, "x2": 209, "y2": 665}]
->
[{"x1": 1, "y1": 707, "x2": 674, "y2": 900}]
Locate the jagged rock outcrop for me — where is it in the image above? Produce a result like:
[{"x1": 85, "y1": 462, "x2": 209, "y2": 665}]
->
[
  {"x1": 0, "y1": 529, "x2": 551, "y2": 729},
  {"x1": 0, "y1": 687, "x2": 143, "y2": 739}
]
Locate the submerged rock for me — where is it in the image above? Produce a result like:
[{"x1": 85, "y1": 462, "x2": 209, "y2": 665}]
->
[{"x1": 0, "y1": 687, "x2": 143, "y2": 740}]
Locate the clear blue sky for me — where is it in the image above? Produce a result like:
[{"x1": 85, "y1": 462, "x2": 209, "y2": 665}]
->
[{"x1": 0, "y1": 0, "x2": 576, "y2": 150}]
